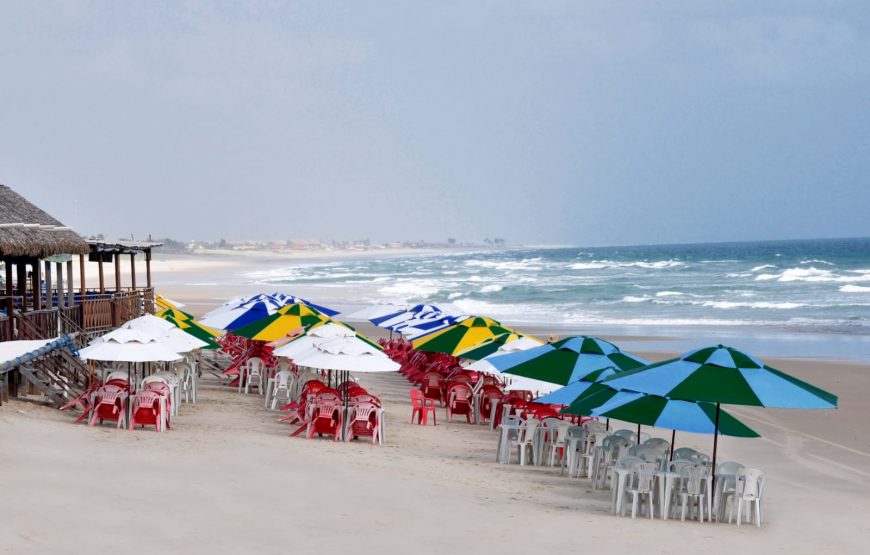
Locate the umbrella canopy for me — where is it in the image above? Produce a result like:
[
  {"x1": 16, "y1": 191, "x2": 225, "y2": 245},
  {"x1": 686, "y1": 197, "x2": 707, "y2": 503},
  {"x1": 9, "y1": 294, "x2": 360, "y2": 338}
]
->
[
  {"x1": 372, "y1": 304, "x2": 444, "y2": 329},
  {"x1": 601, "y1": 344, "x2": 838, "y2": 409},
  {"x1": 230, "y1": 303, "x2": 331, "y2": 341},
  {"x1": 535, "y1": 367, "x2": 624, "y2": 404},
  {"x1": 270, "y1": 294, "x2": 339, "y2": 316},
  {"x1": 199, "y1": 300, "x2": 279, "y2": 331},
  {"x1": 155, "y1": 294, "x2": 185, "y2": 311},
  {"x1": 102, "y1": 316, "x2": 210, "y2": 353},
  {"x1": 456, "y1": 333, "x2": 542, "y2": 362},
  {"x1": 79, "y1": 339, "x2": 183, "y2": 362},
  {"x1": 411, "y1": 316, "x2": 518, "y2": 355},
  {"x1": 342, "y1": 304, "x2": 407, "y2": 322},
  {"x1": 155, "y1": 308, "x2": 194, "y2": 321},
  {"x1": 292, "y1": 336, "x2": 400, "y2": 373},
  {"x1": 161, "y1": 316, "x2": 222, "y2": 349},
  {"x1": 589, "y1": 391, "x2": 760, "y2": 438},
  {"x1": 486, "y1": 336, "x2": 649, "y2": 386}
]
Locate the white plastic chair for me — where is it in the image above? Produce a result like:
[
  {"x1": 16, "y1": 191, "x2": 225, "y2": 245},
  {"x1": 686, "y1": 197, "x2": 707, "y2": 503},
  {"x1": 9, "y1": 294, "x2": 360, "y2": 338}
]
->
[
  {"x1": 642, "y1": 437, "x2": 670, "y2": 454},
  {"x1": 613, "y1": 428, "x2": 637, "y2": 442},
  {"x1": 727, "y1": 468, "x2": 765, "y2": 527},
  {"x1": 625, "y1": 461, "x2": 658, "y2": 519},
  {"x1": 596, "y1": 436, "x2": 631, "y2": 489},
  {"x1": 242, "y1": 357, "x2": 265, "y2": 395},
  {"x1": 266, "y1": 369, "x2": 295, "y2": 410},
  {"x1": 560, "y1": 426, "x2": 587, "y2": 476},
  {"x1": 582, "y1": 419, "x2": 608, "y2": 433},
  {"x1": 513, "y1": 418, "x2": 540, "y2": 465},
  {"x1": 715, "y1": 461, "x2": 745, "y2": 520},
  {"x1": 679, "y1": 463, "x2": 710, "y2": 522}
]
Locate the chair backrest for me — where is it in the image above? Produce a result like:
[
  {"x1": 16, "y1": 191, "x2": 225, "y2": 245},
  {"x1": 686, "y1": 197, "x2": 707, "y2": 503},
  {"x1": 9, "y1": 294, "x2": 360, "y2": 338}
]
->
[
  {"x1": 448, "y1": 383, "x2": 473, "y2": 402},
  {"x1": 142, "y1": 375, "x2": 170, "y2": 387},
  {"x1": 277, "y1": 358, "x2": 294, "y2": 373},
  {"x1": 423, "y1": 372, "x2": 443, "y2": 387},
  {"x1": 351, "y1": 394, "x2": 381, "y2": 407},
  {"x1": 501, "y1": 415, "x2": 521, "y2": 427},
  {"x1": 133, "y1": 390, "x2": 161, "y2": 410},
  {"x1": 609, "y1": 438, "x2": 632, "y2": 461},
  {"x1": 631, "y1": 445, "x2": 665, "y2": 464},
  {"x1": 672, "y1": 447, "x2": 699, "y2": 460},
  {"x1": 642, "y1": 438, "x2": 670, "y2": 453},
  {"x1": 350, "y1": 402, "x2": 378, "y2": 421},
  {"x1": 106, "y1": 370, "x2": 130, "y2": 383},
  {"x1": 410, "y1": 389, "x2": 424, "y2": 406},
  {"x1": 302, "y1": 380, "x2": 326, "y2": 396},
  {"x1": 566, "y1": 426, "x2": 587, "y2": 442},
  {"x1": 736, "y1": 468, "x2": 765, "y2": 498},
  {"x1": 95, "y1": 384, "x2": 126, "y2": 405},
  {"x1": 582, "y1": 419, "x2": 607, "y2": 432},
  {"x1": 669, "y1": 459, "x2": 694, "y2": 474},
  {"x1": 519, "y1": 417, "x2": 540, "y2": 441},
  {"x1": 247, "y1": 357, "x2": 264, "y2": 372},
  {"x1": 717, "y1": 461, "x2": 745, "y2": 477},
  {"x1": 634, "y1": 461, "x2": 659, "y2": 493},
  {"x1": 315, "y1": 401, "x2": 341, "y2": 419},
  {"x1": 275, "y1": 370, "x2": 294, "y2": 388},
  {"x1": 616, "y1": 456, "x2": 643, "y2": 469},
  {"x1": 679, "y1": 463, "x2": 710, "y2": 495},
  {"x1": 613, "y1": 428, "x2": 637, "y2": 442},
  {"x1": 315, "y1": 392, "x2": 341, "y2": 404}
]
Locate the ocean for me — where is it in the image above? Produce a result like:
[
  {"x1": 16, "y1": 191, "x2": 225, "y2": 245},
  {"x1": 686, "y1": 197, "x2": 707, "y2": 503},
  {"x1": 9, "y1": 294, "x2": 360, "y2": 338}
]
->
[{"x1": 243, "y1": 237, "x2": 870, "y2": 361}]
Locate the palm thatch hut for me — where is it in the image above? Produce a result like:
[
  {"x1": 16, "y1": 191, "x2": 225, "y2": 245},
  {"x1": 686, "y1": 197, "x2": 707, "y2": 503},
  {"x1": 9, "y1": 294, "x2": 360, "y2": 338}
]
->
[{"x1": 0, "y1": 184, "x2": 89, "y2": 259}]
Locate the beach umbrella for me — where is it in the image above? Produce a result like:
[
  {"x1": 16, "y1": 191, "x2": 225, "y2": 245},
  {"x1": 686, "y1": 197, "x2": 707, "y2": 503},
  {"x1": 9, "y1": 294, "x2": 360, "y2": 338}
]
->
[
  {"x1": 155, "y1": 308, "x2": 195, "y2": 321},
  {"x1": 589, "y1": 391, "x2": 760, "y2": 438},
  {"x1": 272, "y1": 322, "x2": 357, "y2": 359},
  {"x1": 486, "y1": 336, "x2": 649, "y2": 386},
  {"x1": 79, "y1": 339, "x2": 183, "y2": 362},
  {"x1": 292, "y1": 336, "x2": 400, "y2": 373},
  {"x1": 161, "y1": 316, "x2": 221, "y2": 349},
  {"x1": 535, "y1": 367, "x2": 624, "y2": 404},
  {"x1": 601, "y1": 344, "x2": 838, "y2": 475},
  {"x1": 230, "y1": 303, "x2": 331, "y2": 341},
  {"x1": 410, "y1": 316, "x2": 519, "y2": 356},
  {"x1": 155, "y1": 294, "x2": 185, "y2": 311},
  {"x1": 199, "y1": 300, "x2": 278, "y2": 331},
  {"x1": 456, "y1": 333, "x2": 542, "y2": 362},
  {"x1": 372, "y1": 304, "x2": 443, "y2": 328},
  {"x1": 392, "y1": 313, "x2": 466, "y2": 333},
  {"x1": 107, "y1": 317, "x2": 210, "y2": 353},
  {"x1": 342, "y1": 304, "x2": 407, "y2": 322},
  {"x1": 269, "y1": 294, "x2": 340, "y2": 316}
]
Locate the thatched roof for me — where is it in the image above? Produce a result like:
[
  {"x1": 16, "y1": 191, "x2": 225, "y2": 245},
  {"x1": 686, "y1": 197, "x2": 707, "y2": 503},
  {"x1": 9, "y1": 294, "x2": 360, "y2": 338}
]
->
[{"x1": 0, "y1": 184, "x2": 89, "y2": 258}]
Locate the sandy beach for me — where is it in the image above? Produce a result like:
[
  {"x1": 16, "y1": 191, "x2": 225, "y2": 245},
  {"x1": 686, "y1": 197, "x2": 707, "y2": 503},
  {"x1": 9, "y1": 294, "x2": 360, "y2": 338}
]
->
[{"x1": 2, "y1": 255, "x2": 869, "y2": 554}]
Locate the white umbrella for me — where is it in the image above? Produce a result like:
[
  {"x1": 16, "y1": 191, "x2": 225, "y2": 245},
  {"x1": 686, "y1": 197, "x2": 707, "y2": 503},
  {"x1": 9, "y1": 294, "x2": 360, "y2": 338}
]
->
[
  {"x1": 505, "y1": 376, "x2": 561, "y2": 396},
  {"x1": 95, "y1": 319, "x2": 208, "y2": 353},
  {"x1": 273, "y1": 323, "x2": 356, "y2": 359},
  {"x1": 79, "y1": 339, "x2": 183, "y2": 362},
  {"x1": 292, "y1": 336, "x2": 400, "y2": 373}
]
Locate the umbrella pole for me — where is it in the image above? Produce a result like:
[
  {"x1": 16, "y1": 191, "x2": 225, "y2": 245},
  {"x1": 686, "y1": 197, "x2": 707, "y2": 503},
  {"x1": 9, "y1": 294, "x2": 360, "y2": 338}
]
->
[
  {"x1": 670, "y1": 430, "x2": 676, "y2": 460},
  {"x1": 637, "y1": 423, "x2": 641, "y2": 445},
  {"x1": 605, "y1": 418, "x2": 610, "y2": 431},
  {"x1": 712, "y1": 403, "x2": 721, "y2": 492}
]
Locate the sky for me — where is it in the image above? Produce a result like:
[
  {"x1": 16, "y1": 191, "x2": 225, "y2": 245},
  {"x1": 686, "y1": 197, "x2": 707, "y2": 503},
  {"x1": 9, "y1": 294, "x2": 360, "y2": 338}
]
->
[{"x1": 1, "y1": 1, "x2": 868, "y2": 246}]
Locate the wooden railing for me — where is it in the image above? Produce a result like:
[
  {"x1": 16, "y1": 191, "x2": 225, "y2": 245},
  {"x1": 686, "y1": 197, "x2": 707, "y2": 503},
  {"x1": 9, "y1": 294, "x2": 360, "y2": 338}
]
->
[
  {"x1": 16, "y1": 309, "x2": 59, "y2": 340},
  {"x1": 82, "y1": 297, "x2": 114, "y2": 332}
]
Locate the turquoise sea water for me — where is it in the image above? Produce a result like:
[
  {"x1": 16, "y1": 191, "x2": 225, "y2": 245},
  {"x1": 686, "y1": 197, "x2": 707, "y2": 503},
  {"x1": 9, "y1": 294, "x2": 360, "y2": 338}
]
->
[{"x1": 244, "y1": 237, "x2": 870, "y2": 361}]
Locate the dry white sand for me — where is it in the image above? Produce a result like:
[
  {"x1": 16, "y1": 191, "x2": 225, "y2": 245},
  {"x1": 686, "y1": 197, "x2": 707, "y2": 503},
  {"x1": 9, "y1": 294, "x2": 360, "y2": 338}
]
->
[
  {"x1": 2, "y1": 352, "x2": 868, "y2": 554},
  {"x1": 4, "y1": 257, "x2": 869, "y2": 553}
]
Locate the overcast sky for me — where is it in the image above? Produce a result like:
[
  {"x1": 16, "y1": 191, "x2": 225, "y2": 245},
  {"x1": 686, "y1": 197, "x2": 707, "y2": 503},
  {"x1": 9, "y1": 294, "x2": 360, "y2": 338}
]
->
[{"x1": 1, "y1": 1, "x2": 868, "y2": 246}]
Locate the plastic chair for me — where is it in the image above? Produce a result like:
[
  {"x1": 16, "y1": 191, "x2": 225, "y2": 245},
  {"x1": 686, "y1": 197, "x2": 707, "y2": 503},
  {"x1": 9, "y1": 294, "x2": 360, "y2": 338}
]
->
[
  {"x1": 306, "y1": 400, "x2": 343, "y2": 441},
  {"x1": 672, "y1": 447, "x2": 700, "y2": 461},
  {"x1": 727, "y1": 468, "x2": 765, "y2": 527},
  {"x1": 513, "y1": 418, "x2": 541, "y2": 465},
  {"x1": 679, "y1": 463, "x2": 710, "y2": 522},
  {"x1": 446, "y1": 383, "x2": 474, "y2": 423},
  {"x1": 642, "y1": 437, "x2": 670, "y2": 454},
  {"x1": 613, "y1": 428, "x2": 637, "y2": 442},
  {"x1": 595, "y1": 436, "x2": 632, "y2": 489},
  {"x1": 421, "y1": 372, "x2": 445, "y2": 406},
  {"x1": 266, "y1": 369, "x2": 295, "y2": 410},
  {"x1": 88, "y1": 385, "x2": 128, "y2": 429},
  {"x1": 129, "y1": 390, "x2": 166, "y2": 432},
  {"x1": 242, "y1": 357, "x2": 265, "y2": 395},
  {"x1": 582, "y1": 419, "x2": 608, "y2": 433},
  {"x1": 345, "y1": 402, "x2": 381, "y2": 445},
  {"x1": 561, "y1": 426, "x2": 588, "y2": 477},
  {"x1": 410, "y1": 390, "x2": 436, "y2": 425},
  {"x1": 625, "y1": 461, "x2": 659, "y2": 519}
]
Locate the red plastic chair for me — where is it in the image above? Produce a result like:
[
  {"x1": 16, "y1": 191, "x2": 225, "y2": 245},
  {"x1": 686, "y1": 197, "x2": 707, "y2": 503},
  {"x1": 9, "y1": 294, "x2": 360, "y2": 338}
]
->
[
  {"x1": 129, "y1": 390, "x2": 165, "y2": 432},
  {"x1": 350, "y1": 394, "x2": 381, "y2": 407},
  {"x1": 89, "y1": 385, "x2": 128, "y2": 428},
  {"x1": 306, "y1": 400, "x2": 343, "y2": 441},
  {"x1": 410, "y1": 389, "x2": 436, "y2": 426},
  {"x1": 421, "y1": 371, "x2": 445, "y2": 406},
  {"x1": 345, "y1": 386, "x2": 368, "y2": 398},
  {"x1": 345, "y1": 402, "x2": 381, "y2": 445},
  {"x1": 446, "y1": 383, "x2": 473, "y2": 423}
]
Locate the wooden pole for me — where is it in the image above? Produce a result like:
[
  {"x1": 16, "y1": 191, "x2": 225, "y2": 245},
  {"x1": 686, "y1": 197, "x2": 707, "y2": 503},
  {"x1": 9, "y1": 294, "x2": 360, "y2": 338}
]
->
[
  {"x1": 32, "y1": 260, "x2": 42, "y2": 310},
  {"x1": 130, "y1": 253, "x2": 137, "y2": 291},
  {"x1": 44, "y1": 261, "x2": 52, "y2": 308},
  {"x1": 145, "y1": 248, "x2": 152, "y2": 288},
  {"x1": 55, "y1": 262, "x2": 64, "y2": 307},
  {"x1": 79, "y1": 254, "x2": 86, "y2": 301},
  {"x1": 114, "y1": 252, "x2": 121, "y2": 293},
  {"x1": 98, "y1": 257, "x2": 105, "y2": 294},
  {"x1": 67, "y1": 259, "x2": 74, "y2": 307},
  {"x1": 16, "y1": 259, "x2": 27, "y2": 311}
]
